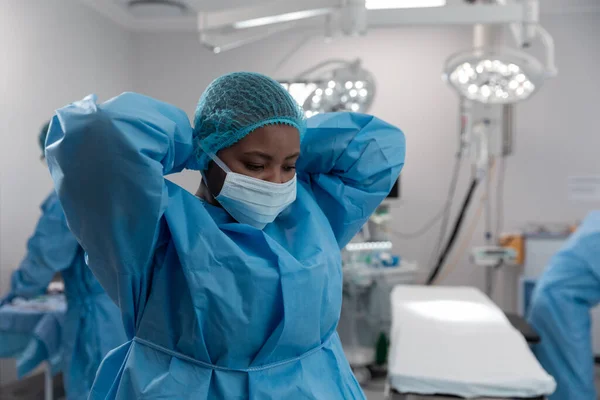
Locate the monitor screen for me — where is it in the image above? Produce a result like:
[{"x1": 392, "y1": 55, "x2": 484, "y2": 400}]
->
[{"x1": 388, "y1": 177, "x2": 400, "y2": 199}]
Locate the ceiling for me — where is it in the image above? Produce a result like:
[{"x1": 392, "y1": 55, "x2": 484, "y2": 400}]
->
[{"x1": 78, "y1": 0, "x2": 600, "y2": 32}]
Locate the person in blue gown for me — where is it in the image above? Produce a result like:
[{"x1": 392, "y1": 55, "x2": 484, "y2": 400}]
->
[
  {"x1": 1, "y1": 122, "x2": 128, "y2": 400},
  {"x1": 45, "y1": 72, "x2": 406, "y2": 399},
  {"x1": 528, "y1": 211, "x2": 600, "y2": 400}
]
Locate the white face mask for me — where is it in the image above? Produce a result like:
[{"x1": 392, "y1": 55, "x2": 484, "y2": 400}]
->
[{"x1": 203, "y1": 153, "x2": 297, "y2": 230}]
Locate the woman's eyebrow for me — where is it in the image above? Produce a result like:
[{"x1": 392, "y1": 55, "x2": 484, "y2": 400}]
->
[
  {"x1": 243, "y1": 151, "x2": 272, "y2": 160},
  {"x1": 243, "y1": 151, "x2": 300, "y2": 160}
]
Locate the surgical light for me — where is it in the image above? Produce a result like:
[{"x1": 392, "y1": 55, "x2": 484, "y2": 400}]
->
[
  {"x1": 280, "y1": 59, "x2": 376, "y2": 117},
  {"x1": 443, "y1": 48, "x2": 546, "y2": 104},
  {"x1": 283, "y1": 82, "x2": 319, "y2": 110},
  {"x1": 365, "y1": 0, "x2": 446, "y2": 10},
  {"x1": 303, "y1": 61, "x2": 376, "y2": 115}
]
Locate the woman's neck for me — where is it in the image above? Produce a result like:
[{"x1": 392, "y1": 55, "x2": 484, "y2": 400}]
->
[{"x1": 196, "y1": 182, "x2": 221, "y2": 207}]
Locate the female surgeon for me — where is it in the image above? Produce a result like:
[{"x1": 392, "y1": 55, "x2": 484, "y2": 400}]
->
[
  {"x1": 45, "y1": 72, "x2": 405, "y2": 399},
  {"x1": 1, "y1": 123, "x2": 127, "y2": 400}
]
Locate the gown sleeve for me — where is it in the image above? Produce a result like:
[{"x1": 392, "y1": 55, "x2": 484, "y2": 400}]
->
[
  {"x1": 296, "y1": 112, "x2": 406, "y2": 248},
  {"x1": 2, "y1": 196, "x2": 78, "y2": 305},
  {"x1": 528, "y1": 253, "x2": 599, "y2": 399},
  {"x1": 45, "y1": 93, "x2": 193, "y2": 333},
  {"x1": 527, "y1": 212, "x2": 600, "y2": 399}
]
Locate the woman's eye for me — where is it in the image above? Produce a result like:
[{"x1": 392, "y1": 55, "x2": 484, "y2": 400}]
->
[
  {"x1": 283, "y1": 165, "x2": 296, "y2": 172},
  {"x1": 245, "y1": 163, "x2": 264, "y2": 171}
]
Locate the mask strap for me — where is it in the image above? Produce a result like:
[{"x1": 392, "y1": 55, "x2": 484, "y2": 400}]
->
[
  {"x1": 198, "y1": 142, "x2": 230, "y2": 201},
  {"x1": 200, "y1": 171, "x2": 217, "y2": 201},
  {"x1": 198, "y1": 141, "x2": 232, "y2": 173}
]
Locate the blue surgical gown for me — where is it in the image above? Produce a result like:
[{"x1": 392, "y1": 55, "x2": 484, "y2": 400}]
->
[
  {"x1": 2, "y1": 192, "x2": 128, "y2": 400},
  {"x1": 45, "y1": 93, "x2": 406, "y2": 399},
  {"x1": 528, "y1": 211, "x2": 600, "y2": 400}
]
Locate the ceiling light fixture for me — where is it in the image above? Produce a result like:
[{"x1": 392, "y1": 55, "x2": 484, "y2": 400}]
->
[
  {"x1": 365, "y1": 0, "x2": 446, "y2": 10},
  {"x1": 232, "y1": 9, "x2": 332, "y2": 29},
  {"x1": 127, "y1": 0, "x2": 188, "y2": 17}
]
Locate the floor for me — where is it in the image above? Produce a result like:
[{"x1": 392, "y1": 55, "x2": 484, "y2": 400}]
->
[
  {"x1": 363, "y1": 378, "x2": 388, "y2": 400},
  {"x1": 0, "y1": 374, "x2": 459, "y2": 400},
  {"x1": 363, "y1": 379, "x2": 474, "y2": 400},
  {"x1": 3, "y1": 369, "x2": 600, "y2": 399},
  {"x1": 0, "y1": 372, "x2": 64, "y2": 400}
]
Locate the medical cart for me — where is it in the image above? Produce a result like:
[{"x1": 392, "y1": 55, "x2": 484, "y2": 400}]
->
[{"x1": 339, "y1": 256, "x2": 418, "y2": 385}]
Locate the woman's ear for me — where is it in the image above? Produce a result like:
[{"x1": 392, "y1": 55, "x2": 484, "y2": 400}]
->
[{"x1": 205, "y1": 161, "x2": 227, "y2": 197}]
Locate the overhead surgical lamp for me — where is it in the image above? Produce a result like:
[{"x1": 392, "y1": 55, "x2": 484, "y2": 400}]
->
[
  {"x1": 433, "y1": 18, "x2": 558, "y2": 294},
  {"x1": 443, "y1": 25, "x2": 557, "y2": 105},
  {"x1": 444, "y1": 48, "x2": 543, "y2": 104},
  {"x1": 279, "y1": 59, "x2": 376, "y2": 117}
]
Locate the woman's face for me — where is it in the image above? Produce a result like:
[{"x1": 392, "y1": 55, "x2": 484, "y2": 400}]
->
[{"x1": 204, "y1": 124, "x2": 301, "y2": 196}]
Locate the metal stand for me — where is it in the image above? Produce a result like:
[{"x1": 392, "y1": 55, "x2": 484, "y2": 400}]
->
[{"x1": 44, "y1": 362, "x2": 53, "y2": 400}]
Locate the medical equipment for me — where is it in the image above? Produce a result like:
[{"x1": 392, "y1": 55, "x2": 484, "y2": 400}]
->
[
  {"x1": 388, "y1": 178, "x2": 400, "y2": 199},
  {"x1": 0, "y1": 295, "x2": 67, "y2": 400},
  {"x1": 444, "y1": 48, "x2": 546, "y2": 104},
  {"x1": 339, "y1": 255, "x2": 418, "y2": 386},
  {"x1": 443, "y1": 18, "x2": 557, "y2": 105},
  {"x1": 367, "y1": 204, "x2": 392, "y2": 242},
  {"x1": 498, "y1": 233, "x2": 524, "y2": 265},
  {"x1": 387, "y1": 285, "x2": 556, "y2": 399},
  {"x1": 340, "y1": 207, "x2": 417, "y2": 385},
  {"x1": 280, "y1": 59, "x2": 376, "y2": 117},
  {"x1": 470, "y1": 245, "x2": 517, "y2": 267},
  {"x1": 429, "y1": 4, "x2": 556, "y2": 289},
  {"x1": 47, "y1": 280, "x2": 64, "y2": 295},
  {"x1": 522, "y1": 233, "x2": 571, "y2": 280},
  {"x1": 426, "y1": 177, "x2": 480, "y2": 284},
  {"x1": 10, "y1": 295, "x2": 67, "y2": 312}
]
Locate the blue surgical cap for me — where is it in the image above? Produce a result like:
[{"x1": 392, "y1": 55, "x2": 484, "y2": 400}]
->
[{"x1": 187, "y1": 72, "x2": 306, "y2": 171}]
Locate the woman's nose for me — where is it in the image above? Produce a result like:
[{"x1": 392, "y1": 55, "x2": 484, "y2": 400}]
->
[{"x1": 264, "y1": 168, "x2": 284, "y2": 184}]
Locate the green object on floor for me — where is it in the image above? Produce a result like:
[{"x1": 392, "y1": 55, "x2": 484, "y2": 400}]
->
[{"x1": 375, "y1": 332, "x2": 388, "y2": 365}]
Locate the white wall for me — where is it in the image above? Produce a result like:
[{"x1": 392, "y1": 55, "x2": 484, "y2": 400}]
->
[
  {"x1": 0, "y1": 0, "x2": 133, "y2": 384},
  {"x1": 131, "y1": 11, "x2": 600, "y2": 311}
]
